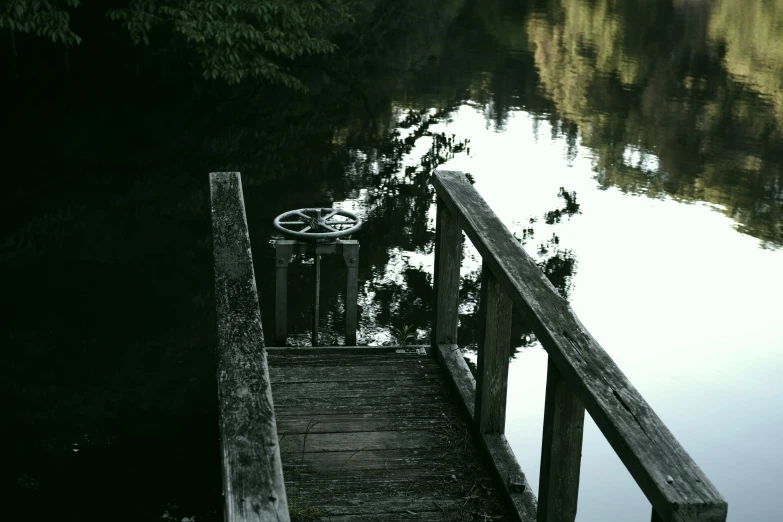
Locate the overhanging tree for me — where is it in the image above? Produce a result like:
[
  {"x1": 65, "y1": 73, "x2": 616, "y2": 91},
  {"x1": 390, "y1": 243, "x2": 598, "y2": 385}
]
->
[{"x1": 1, "y1": 0, "x2": 356, "y2": 90}]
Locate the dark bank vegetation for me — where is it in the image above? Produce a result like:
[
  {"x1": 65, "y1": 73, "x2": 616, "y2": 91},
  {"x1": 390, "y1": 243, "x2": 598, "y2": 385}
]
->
[
  {"x1": 1, "y1": 2, "x2": 546, "y2": 520},
  {"x1": 2, "y1": 0, "x2": 357, "y2": 89}
]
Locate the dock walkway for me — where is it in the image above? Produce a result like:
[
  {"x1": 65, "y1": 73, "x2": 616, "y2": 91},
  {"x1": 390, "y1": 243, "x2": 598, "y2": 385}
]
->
[
  {"x1": 209, "y1": 170, "x2": 727, "y2": 522},
  {"x1": 269, "y1": 348, "x2": 508, "y2": 520}
]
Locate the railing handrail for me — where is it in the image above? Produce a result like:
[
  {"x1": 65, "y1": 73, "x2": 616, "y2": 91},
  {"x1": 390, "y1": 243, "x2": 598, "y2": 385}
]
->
[
  {"x1": 431, "y1": 170, "x2": 727, "y2": 522},
  {"x1": 210, "y1": 172, "x2": 290, "y2": 522}
]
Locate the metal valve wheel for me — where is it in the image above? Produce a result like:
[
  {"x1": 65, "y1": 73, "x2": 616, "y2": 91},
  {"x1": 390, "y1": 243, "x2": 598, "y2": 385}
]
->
[{"x1": 273, "y1": 208, "x2": 362, "y2": 240}]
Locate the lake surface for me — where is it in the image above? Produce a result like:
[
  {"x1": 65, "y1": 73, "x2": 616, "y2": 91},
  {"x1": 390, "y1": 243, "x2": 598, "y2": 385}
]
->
[{"x1": 3, "y1": 0, "x2": 782, "y2": 520}]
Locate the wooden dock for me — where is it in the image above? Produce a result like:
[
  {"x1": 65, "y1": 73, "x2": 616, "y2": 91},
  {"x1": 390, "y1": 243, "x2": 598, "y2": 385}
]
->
[
  {"x1": 267, "y1": 347, "x2": 514, "y2": 520},
  {"x1": 210, "y1": 171, "x2": 727, "y2": 522}
]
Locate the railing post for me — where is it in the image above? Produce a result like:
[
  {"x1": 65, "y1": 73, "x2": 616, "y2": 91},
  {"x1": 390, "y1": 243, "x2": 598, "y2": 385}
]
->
[
  {"x1": 342, "y1": 241, "x2": 359, "y2": 346},
  {"x1": 432, "y1": 170, "x2": 727, "y2": 521},
  {"x1": 433, "y1": 196, "x2": 462, "y2": 347},
  {"x1": 275, "y1": 241, "x2": 294, "y2": 346},
  {"x1": 474, "y1": 262, "x2": 513, "y2": 434},
  {"x1": 538, "y1": 359, "x2": 585, "y2": 522},
  {"x1": 211, "y1": 172, "x2": 290, "y2": 522}
]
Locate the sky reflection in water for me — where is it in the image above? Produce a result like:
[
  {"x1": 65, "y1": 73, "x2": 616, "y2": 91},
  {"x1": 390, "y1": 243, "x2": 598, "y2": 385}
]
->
[{"x1": 329, "y1": 82, "x2": 783, "y2": 522}]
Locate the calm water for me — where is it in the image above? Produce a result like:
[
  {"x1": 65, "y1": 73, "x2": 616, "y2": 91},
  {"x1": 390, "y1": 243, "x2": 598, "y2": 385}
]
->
[{"x1": 3, "y1": 0, "x2": 782, "y2": 520}]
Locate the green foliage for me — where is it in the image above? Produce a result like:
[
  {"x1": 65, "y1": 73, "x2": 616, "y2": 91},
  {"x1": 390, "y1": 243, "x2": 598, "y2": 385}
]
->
[
  {"x1": 107, "y1": 0, "x2": 356, "y2": 89},
  {"x1": 391, "y1": 323, "x2": 416, "y2": 345},
  {"x1": 0, "y1": 0, "x2": 82, "y2": 47},
  {"x1": 3, "y1": 0, "x2": 356, "y2": 89}
]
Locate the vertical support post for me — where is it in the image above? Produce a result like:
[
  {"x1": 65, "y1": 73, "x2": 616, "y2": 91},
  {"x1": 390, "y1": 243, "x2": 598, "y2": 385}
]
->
[
  {"x1": 433, "y1": 197, "x2": 462, "y2": 347},
  {"x1": 474, "y1": 262, "x2": 512, "y2": 434},
  {"x1": 651, "y1": 509, "x2": 664, "y2": 522},
  {"x1": 312, "y1": 252, "x2": 321, "y2": 346},
  {"x1": 275, "y1": 241, "x2": 294, "y2": 346},
  {"x1": 342, "y1": 241, "x2": 359, "y2": 346},
  {"x1": 538, "y1": 359, "x2": 586, "y2": 522}
]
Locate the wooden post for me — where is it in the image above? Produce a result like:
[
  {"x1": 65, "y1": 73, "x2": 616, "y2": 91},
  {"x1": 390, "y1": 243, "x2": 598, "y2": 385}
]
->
[
  {"x1": 474, "y1": 262, "x2": 513, "y2": 434},
  {"x1": 651, "y1": 508, "x2": 664, "y2": 522},
  {"x1": 538, "y1": 359, "x2": 585, "y2": 522},
  {"x1": 342, "y1": 241, "x2": 359, "y2": 346},
  {"x1": 432, "y1": 170, "x2": 727, "y2": 521},
  {"x1": 275, "y1": 241, "x2": 294, "y2": 346},
  {"x1": 210, "y1": 172, "x2": 290, "y2": 522},
  {"x1": 312, "y1": 253, "x2": 321, "y2": 346},
  {"x1": 433, "y1": 197, "x2": 462, "y2": 347}
]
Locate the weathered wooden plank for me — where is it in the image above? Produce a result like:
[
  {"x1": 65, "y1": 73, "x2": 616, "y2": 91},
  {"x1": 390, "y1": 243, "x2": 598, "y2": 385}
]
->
[
  {"x1": 309, "y1": 511, "x2": 446, "y2": 521},
  {"x1": 483, "y1": 433, "x2": 539, "y2": 522},
  {"x1": 283, "y1": 470, "x2": 476, "y2": 491},
  {"x1": 277, "y1": 414, "x2": 441, "y2": 434},
  {"x1": 272, "y1": 379, "x2": 444, "y2": 400},
  {"x1": 343, "y1": 241, "x2": 360, "y2": 346},
  {"x1": 209, "y1": 172, "x2": 290, "y2": 522},
  {"x1": 271, "y1": 346, "x2": 510, "y2": 520},
  {"x1": 267, "y1": 350, "x2": 432, "y2": 366},
  {"x1": 435, "y1": 343, "x2": 476, "y2": 419},
  {"x1": 432, "y1": 196, "x2": 462, "y2": 346},
  {"x1": 286, "y1": 492, "x2": 466, "y2": 517},
  {"x1": 437, "y1": 343, "x2": 538, "y2": 522},
  {"x1": 475, "y1": 262, "x2": 513, "y2": 434},
  {"x1": 280, "y1": 448, "x2": 437, "y2": 472},
  {"x1": 273, "y1": 239, "x2": 355, "y2": 257},
  {"x1": 279, "y1": 430, "x2": 443, "y2": 453},
  {"x1": 272, "y1": 396, "x2": 446, "y2": 416},
  {"x1": 431, "y1": 170, "x2": 727, "y2": 521},
  {"x1": 269, "y1": 363, "x2": 438, "y2": 383},
  {"x1": 538, "y1": 360, "x2": 585, "y2": 522}
]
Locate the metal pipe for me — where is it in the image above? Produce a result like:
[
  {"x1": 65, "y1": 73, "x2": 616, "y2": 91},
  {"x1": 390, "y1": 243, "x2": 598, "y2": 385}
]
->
[{"x1": 312, "y1": 252, "x2": 321, "y2": 346}]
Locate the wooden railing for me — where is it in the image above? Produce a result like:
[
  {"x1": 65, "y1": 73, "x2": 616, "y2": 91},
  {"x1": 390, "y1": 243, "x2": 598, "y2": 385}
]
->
[
  {"x1": 431, "y1": 170, "x2": 727, "y2": 522},
  {"x1": 210, "y1": 172, "x2": 290, "y2": 522}
]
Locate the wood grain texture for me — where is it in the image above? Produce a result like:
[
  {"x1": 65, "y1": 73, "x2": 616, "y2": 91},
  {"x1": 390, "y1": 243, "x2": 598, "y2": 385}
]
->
[
  {"x1": 269, "y1": 362, "x2": 437, "y2": 383},
  {"x1": 436, "y1": 343, "x2": 476, "y2": 419},
  {"x1": 538, "y1": 360, "x2": 585, "y2": 522},
  {"x1": 271, "y1": 395, "x2": 446, "y2": 417},
  {"x1": 431, "y1": 170, "x2": 727, "y2": 521},
  {"x1": 209, "y1": 172, "x2": 290, "y2": 522},
  {"x1": 269, "y1": 351, "x2": 510, "y2": 520},
  {"x1": 280, "y1": 430, "x2": 443, "y2": 453},
  {"x1": 437, "y1": 343, "x2": 538, "y2": 522},
  {"x1": 483, "y1": 433, "x2": 539, "y2": 522},
  {"x1": 266, "y1": 349, "x2": 430, "y2": 364},
  {"x1": 266, "y1": 345, "x2": 431, "y2": 356},
  {"x1": 285, "y1": 492, "x2": 466, "y2": 517},
  {"x1": 271, "y1": 379, "x2": 444, "y2": 401},
  {"x1": 475, "y1": 262, "x2": 513, "y2": 434},
  {"x1": 433, "y1": 197, "x2": 462, "y2": 346},
  {"x1": 281, "y1": 449, "x2": 436, "y2": 472},
  {"x1": 316, "y1": 513, "x2": 453, "y2": 521},
  {"x1": 276, "y1": 414, "x2": 441, "y2": 434}
]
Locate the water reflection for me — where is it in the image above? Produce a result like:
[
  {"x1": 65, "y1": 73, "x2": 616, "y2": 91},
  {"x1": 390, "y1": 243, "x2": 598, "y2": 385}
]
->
[
  {"x1": 525, "y1": 0, "x2": 783, "y2": 248},
  {"x1": 273, "y1": 101, "x2": 580, "y2": 352}
]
